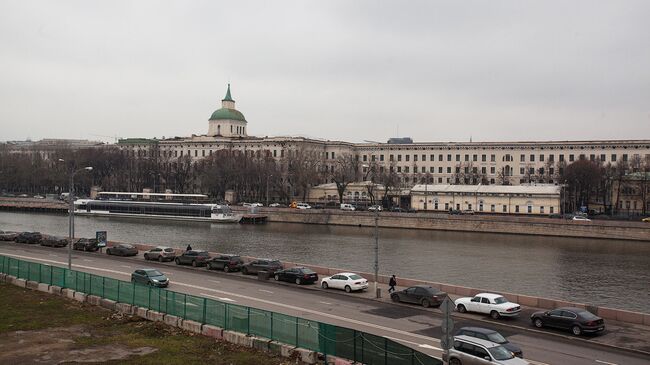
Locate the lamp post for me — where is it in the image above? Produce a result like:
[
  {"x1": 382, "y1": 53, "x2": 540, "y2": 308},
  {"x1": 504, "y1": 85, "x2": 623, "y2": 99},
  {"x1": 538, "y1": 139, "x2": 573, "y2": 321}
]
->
[
  {"x1": 59, "y1": 159, "x2": 93, "y2": 270},
  {"x1": 363, "y1": 163, "x2": 381, "y2": 298}
]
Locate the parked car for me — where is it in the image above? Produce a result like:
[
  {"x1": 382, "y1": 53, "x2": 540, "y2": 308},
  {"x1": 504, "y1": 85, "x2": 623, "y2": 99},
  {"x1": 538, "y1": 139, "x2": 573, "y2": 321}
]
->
[
  {"x1": 454, "y1": 327, "x2": 523, "y2": 358},
  {"x1": 18, "y1": 194, "x2": 29, "y2": 198},
  {"x1": 530, "y1": 307, "x2": 605, "y2": 336},
  {"x1": 33, "y1": 195, "x2": 46, "y2": 199},
  {"x1": 321, "y1": 272, "x2": 368, "y2": 293},
  {"x1": 449, "y1": 209, "x2": 463, "y2": 215},
  {"x1": 131, "y1": 268, "x2": 169, "y2": 287},
  {"x1": 206, "y1": 254, "x2": 244, "y2": 272},
  {"x1": 295, "y1": 202, "x2": 311, "y2": 209},
  {"x1": 242, "y1": 259, "x2": 283, "y2": 275},
  {"x1": 242, "y1": 202, "x2": 263, "y2": 207},
  {"x1": 274, "y1": 267, "x2": 318, "y2": 285},
  {"x1": 390, "y1": 285, "x2": 447, "y2": 308},
  {"x1": 144, "y1": 246, "x2": 176, "y2": 262},
  {"x1": 0, "y1": 231, "x2": 19, "y2": 241},
  {"x1": 73, "y1": 238, "x2": 99, "y2": 252},
  {"x1": 641, "y1": 217, "x2": 650, "y2": 223},
  {"x1": 269, "y1": 203, "x2": 286, "y2": 208},
  {"x1": 462, "y1": 209, "x2": 475, "y2": 215},
  {"x1": 40, "y1": 235, "x2": 68, "y2": 248},
  {"x1": 390, "y1": 207, "x2": 404, "y2": 213},
  {"x1": 446, "y1": 335, "x2": 529, "y2": 365},
  {"x1": 455, "y1": 293, "x2": 521, "y2": 319},
  {"x1": 340, "y1": 203, "x2": 356, "y2": 211},
  {"x1": 106, "y1": 243, "x2": 138, "y2": 256},
  {"x1": 175, "y1": 250, "x2": 210, "y2": 267},
  {"x1": 312, "y1": 203, "x2": 325, "y2": 209},
  {"x1": 15, "y1": 232, "x2": 43, "y2": 244},
  {"x1": 572, "y1": 216, "x2": 592, "y2": 222},
  {"x1": 368, "y1": 205, "x2": 383, "y2": 212},
  {"x1": 548, "y1": 213, "x2": 563, "y2": 219}
]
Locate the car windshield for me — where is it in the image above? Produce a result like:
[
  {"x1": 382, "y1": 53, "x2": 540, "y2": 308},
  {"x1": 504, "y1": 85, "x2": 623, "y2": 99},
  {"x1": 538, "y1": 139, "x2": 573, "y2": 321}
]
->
[
  {"x1": 349, "y1": 274, "x2": 362, "y2": 280},
  {"x1": 123, "y1": 244, "x2": 133, "y2": 248},
  {"x1": 488, "y1": 345, "x2": 514, "y2": 360},
  {"x1": 145, "y1": 270, "x2": 163, "y2": 277},
  {"x1": 163, "y1": 248, "x2": 174, "y2": 252},
  {"x1": 487, "y1": 332, "x2": 507, "y2": 344},
  {"x1": 493, "y1": 297, "x2": 508, "y2": 304},
  {"x1": 578, "y1": 311, "x2": 599, "y2": 320}
]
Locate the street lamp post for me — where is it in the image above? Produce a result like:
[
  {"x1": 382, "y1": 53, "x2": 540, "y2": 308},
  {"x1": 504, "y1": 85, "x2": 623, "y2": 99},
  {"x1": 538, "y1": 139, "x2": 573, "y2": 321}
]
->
[
  {"x1": 363, "y1": 163, "x2": 381, "y2": 298},
  {"x1": 59, "y1": 159, "x2": 93, "y2": 270}
]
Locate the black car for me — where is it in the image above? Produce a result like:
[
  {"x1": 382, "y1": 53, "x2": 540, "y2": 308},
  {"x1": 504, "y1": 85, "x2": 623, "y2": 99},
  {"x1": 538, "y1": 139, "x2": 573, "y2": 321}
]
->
[
  {"x1": 16, "y1": 232, "x2": 43, "y2": 244},
  {"x1": 454, "y1": 326, "x2": 523, "y2": 358},
  {"x1": 73, "y1": 238, "x2": 100, "y2": 252},
  {"x1": 106, "y1": 243, "x2": 138, "y2": 257},
  {"x1": 206, "y1": 254, "x2": 244, "y2": 272},
  {"x1": 242, "y1": 259, "x2": 283, "y2": 275},
  {"x1": 274, "y1": 267, "x2": 318, "y2": 285},
  {"x1": 531, "y1": 307, "x2": 605, "y2": 336},
  {"x1": 40, "y1": 236, "x2": 68, "y2": 248},
  {"x1": 175, "y1": 250, "x2": 210, "y2": 267},
  {"x1": 131, "y1": 268, "x2": 169, "y2": 287},
  {"x1": 390, "y1": 285, "x2": 447, "y2": 308},
  {"x1": 0, "y1": 231, "x2": 19, "y2": 241},
  {"x1": 389, "y1": 207, "x2": 403, "y2": 213}
]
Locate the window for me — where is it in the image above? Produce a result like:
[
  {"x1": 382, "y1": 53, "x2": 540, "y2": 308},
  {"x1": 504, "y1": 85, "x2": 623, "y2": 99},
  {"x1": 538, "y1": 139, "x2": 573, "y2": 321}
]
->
[
  {"x1": 447, "y1": 167, "x2": 452, "y2": 173},
  {"x1": 398, "y1": 155, "x2": 402, "y2": 162},
  {"x1": 520, "y1": 154, "x2": 525, "y2": 162},
  {"x1": 430, "y1": 167, "x2": 434, "y2": 173},
  {"x1": 540, "y1": 154, "x2": 544, "y2": 162},
  {"x1": 491, "y1": 154, "x2": 496, "y2": 162},
  {"x1": 380, "y1": 154, "x2": 384, "y2": 161},
  {"x1": 549, "y1": 154, "x2": 554, "y2": 162},
  {"x1": 202, "y1": 150, "x2": 205, "y2": 157},
  {"x1": 520, "y1": 167, "x2": 525, "y2": 175},
  {"x1": 438, "y1": 167, "x2": 443, "y2": 173},
  {"x1": 422, "y1": 154, "x2": 426, "y2": 161},
  {"x1": 540, "y1": 206, "x2": 545, "y2": 214},
  {"x1": 413, "y1": 154, "x2": 417, "y2": 161},
  {"x1": 438, "y1": 154, "x2": 442, "y2": 161},
  {"x1": 528, "y1": 205, "x2": 532, "y2": 213},
  {"x1": 550, "y1": 206, "x2": 554, "y2": 214},
  {"x1": 622, "y1": 154, "x2": 628, "y2": 162},
  {"x1": 515, "y1": 205, "x2": 520, "y2": 213},
  {"x1": 445, "y1": 203, "x2": 449, "y2": 210},
  {"x1": 490, "y1": 166, "x2": 495, "y2": 174},
  {"x1": 481, "y1": 167, "x2": 486, "y2": 174},
  {"x1": 600, "y1": 154, "x2": 605, "y2": 162},
  {"x1": 464, "y1": 154, "x2": 469, "y2": 161},
  {"x1": 611, "y1": 154, "x2": 617, "y2": 162},
  {"x1": 363, "y1": 155, "x2": 367, "y2": 162},
  {"x1": 390, "y1": 154, "x2": 394, "y2": 161},
  {"x1": 569, "y1": 154, "x2": 575, "y2": 162},
  {"x1": 530, "y1": 154, "x2": 535, "y2": 162},
  {"x1": 559, "y1": 154, "x2": 565, "y2": 162},
  {"x1": 406, "y1": 155, "x2": 410, "y2": 162},
  {"x1": 503, "y1": 205, "x2": 507, "y2": 212},
  {"x1": 590, "y1": 154, "x2": 595, "y2": 161},
  {"x1": 447, "y1": 154, "x2": 452, "y2": 161},
  {"x1": 456, "y1": 154, "x2": 460, "y2": 161},
  {"x1": 490, "y1": 204, "x2": 495, "y2": 212},
  {"x1": 473, "y1": 154, "x2": 477, "y2": 161},
  {"x1": 397, "y1": 166, "x2": 402, "y2": 172},
  {"x1": 430, "y1": 154, "x2": 435, "y2": 161}
]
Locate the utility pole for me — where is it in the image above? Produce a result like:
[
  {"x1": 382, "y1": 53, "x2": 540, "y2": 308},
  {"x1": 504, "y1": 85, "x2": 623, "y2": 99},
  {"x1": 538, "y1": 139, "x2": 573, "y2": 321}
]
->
[{"x1": 374, "y1": 207, "x2": 380, "y2": 298}]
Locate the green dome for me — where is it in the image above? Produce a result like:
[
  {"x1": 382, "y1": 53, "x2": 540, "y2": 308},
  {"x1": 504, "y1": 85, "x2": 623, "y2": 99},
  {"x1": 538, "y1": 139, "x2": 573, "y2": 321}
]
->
[{"x1": 209, "y1": 108, "x2": 246, "y2": 122}]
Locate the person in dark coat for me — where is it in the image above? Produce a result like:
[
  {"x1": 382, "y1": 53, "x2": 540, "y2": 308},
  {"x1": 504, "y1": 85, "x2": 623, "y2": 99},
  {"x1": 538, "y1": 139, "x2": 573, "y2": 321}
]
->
[
  {"x1": 186, "y1": 244, "x2": 192, "y2": 251},
  {"x1": 388, "y1": 275, "x2": 397, "y2": 293}
]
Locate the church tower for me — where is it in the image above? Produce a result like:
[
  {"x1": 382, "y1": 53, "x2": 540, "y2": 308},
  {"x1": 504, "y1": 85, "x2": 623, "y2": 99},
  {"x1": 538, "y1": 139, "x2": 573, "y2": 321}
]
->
[{"x1": 207, "y1": 84, "x2": 248, "y2": 137}]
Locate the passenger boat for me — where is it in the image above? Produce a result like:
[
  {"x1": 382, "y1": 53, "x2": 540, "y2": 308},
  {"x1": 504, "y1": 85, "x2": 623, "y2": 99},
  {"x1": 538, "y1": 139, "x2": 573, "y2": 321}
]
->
[{"x1": 74, "y1": 192, "x2": 242, "y2": 223}]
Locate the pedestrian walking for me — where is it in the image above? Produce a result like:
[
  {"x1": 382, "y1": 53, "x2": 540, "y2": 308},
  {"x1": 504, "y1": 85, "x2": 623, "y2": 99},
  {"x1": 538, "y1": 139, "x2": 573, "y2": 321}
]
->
[
  {"x1": 186, "y1": 244, "x2": 192, "y2": 251},
  {"x1": 388, "y1": 274, "x2": 397, "y2": 293}
]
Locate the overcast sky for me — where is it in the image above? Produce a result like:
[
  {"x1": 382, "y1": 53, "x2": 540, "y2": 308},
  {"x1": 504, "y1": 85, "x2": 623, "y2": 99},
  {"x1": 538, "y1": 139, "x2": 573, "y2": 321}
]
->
[{"x1": 1, "y1": 1, "x2": 648, "y2": 143}]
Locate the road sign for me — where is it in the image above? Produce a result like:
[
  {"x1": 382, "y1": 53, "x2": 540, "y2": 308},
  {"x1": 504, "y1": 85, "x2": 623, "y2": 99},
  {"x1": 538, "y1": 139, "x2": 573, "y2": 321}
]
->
[{"x1": 440, "y1": 296, "x2": 455, "y2": 350}]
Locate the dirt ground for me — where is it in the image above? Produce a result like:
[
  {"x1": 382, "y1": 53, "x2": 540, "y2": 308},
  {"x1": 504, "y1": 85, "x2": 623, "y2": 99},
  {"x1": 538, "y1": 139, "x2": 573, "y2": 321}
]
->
[{"x1": 0, "y1": 282, "x2": 298, "y2": 364}]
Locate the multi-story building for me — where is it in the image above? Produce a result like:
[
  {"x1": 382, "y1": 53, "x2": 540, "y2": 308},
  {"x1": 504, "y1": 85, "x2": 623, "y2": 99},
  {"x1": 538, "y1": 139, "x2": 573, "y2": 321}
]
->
[{"x1": 117, "y1": 85, "x2": 650, "y2": 188}]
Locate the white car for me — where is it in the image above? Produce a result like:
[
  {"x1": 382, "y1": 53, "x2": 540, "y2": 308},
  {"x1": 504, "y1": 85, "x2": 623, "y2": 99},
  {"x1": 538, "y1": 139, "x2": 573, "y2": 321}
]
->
[
  {"x1": 242, "y1": 202, "x2": 263, "y2": 207},
  {"x1": 296, "y1": 203, "x2": 311, "y2": 209},
  {"x1": 340, "y1": 203, "x2": 356, "y2": 211},
  {"x1": 572, "y1": 216, "x2": 591, "y2": 222},
  {"x1": 321, "y1": 272, "x2": 368, "y2": 293},
  {"x1": 454, "y1": 293, "x2": 521, "y2": 319},
  {"x1": 368, "y1": 205, "x2": 383, "y2": 212}
]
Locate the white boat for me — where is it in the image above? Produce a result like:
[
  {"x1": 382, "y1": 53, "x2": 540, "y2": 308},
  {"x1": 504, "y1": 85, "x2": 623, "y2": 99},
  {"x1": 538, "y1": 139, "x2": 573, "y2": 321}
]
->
[{"x1": 73, "y1": 192, "x2": 242, "y2": 223}]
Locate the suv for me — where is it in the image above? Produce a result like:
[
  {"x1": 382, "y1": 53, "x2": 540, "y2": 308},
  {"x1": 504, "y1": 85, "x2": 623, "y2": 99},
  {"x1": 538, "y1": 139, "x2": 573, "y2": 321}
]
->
[
  {"x1": 446, "y1": 335, "x2": 529, "y2": 364},
  {"x1": 16, "y1": 232, "x2": 43, "y2": 244},
  {"x1": 73, "y1": 238, "x2": 99, "y2": 252},
  {"x1": 175, "y1": 250, "x2": 210, "y2": 267},
  {"x1": 454, "y1": 327, "x2": 523, "y2": 358},
  {"x1": 207, "y1": 254, "x2": 244, "y2": 272},
  {"x1": 144, "y1": 247, "x2": 176, "y2": 262},
  {"x1": 242, "y1": 259, "x2": 283, "y2": 275},
  {"x1": 106, "y1": 243, "x2": 138, "y2": 256}
]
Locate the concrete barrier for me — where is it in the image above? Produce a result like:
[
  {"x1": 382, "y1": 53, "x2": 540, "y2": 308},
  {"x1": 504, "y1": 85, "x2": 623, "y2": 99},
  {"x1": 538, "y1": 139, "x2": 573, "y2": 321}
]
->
[
  {"x1": 181, "y1": 320, "x2": 203, "y2": 334},
  {"x1": 25, "y1": 280, "x2": 39, "y2": 290},
  {"x1": 201, "y1": 324, "x2": 224, "y2": 339},
  {"x1": 116, "y1": 303, "x2": 134, "y2": 315},
  {"x1": 62, "y1": 288, "x2": 75, "y2": 299},
  {"x1": 136, "y1": 307, "x2": 149, "y2": 319},
  {"x1": 326, "y1": 356, "x2": 354, "y2": 365},
  {"x1": 0, "y1": 273, "x2": 6, "y2": 282},
  {"x1": 37, "y1": 283, "x2": 50, "y2": 293},
  {"x1": 5, "y1": 275, "x2": 16, "y2": 284},
  {"x1": 73, "y1": 291, "x2": 87, "y2": 303},
  {"x1": 49, "y1": 285, "x2": 62, "y2": 295},
  {"x1": 87, "y1": 295, "x2": 102, "y2": 306},
  {"x1": 223, "y1": 330, "x2": 253, "y2": 348},
  {"x1": 14, "y1": 278, "x2": 27, "y2": 288},
  {"x1": 163, "y1": 314, "x2": 181, "y2": 328},
  {"x1": 295, "y1": 347, "x2": 318, "y2": 364},
  {"x1": 146, "y1": 310, "x2": 165, "y2": 322},
  {"x1": 100, "y1": 298, "x2": 116, "y2": 310},
  {"x1": 251, "y1": 337, "x2": 271, "y2": 352}
]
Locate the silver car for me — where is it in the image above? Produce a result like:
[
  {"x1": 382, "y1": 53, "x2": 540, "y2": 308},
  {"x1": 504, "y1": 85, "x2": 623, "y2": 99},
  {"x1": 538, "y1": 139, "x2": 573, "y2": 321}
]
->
[
  {"x1": 447, "y1": 335, "x2": 529, "y2": 365},
  {"x1": 144, "y1": 246, "x2": 176, "y2": 262}
]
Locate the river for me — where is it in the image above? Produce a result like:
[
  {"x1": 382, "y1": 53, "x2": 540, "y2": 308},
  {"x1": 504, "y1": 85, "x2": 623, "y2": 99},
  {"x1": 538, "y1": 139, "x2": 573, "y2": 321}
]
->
[{"x1": 1, "y1": 211, "x2": 649, "y2": 313}]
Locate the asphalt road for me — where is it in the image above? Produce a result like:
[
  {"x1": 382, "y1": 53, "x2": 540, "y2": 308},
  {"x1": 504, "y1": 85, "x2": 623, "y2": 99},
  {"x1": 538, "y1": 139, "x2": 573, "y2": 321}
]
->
[{"x1": 1, "y1": 242, "x2": 649, "y2": 365}]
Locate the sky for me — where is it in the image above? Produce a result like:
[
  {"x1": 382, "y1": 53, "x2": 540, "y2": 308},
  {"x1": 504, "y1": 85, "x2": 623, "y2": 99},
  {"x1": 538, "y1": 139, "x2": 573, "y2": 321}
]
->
[{"x1": 0, "y1": 0, "x2": 649, "y2": 143}]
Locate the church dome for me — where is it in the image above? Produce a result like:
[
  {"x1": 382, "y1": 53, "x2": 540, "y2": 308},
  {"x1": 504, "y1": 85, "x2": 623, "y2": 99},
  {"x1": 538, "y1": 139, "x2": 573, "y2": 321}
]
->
[{"x1": 209, "y1": 108, "x2": 246, "y2": 122}]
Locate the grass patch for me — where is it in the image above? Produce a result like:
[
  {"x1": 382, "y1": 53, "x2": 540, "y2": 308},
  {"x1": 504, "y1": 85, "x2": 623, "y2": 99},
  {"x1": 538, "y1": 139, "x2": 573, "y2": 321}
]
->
[{"x1": 0, "y1": 282, "x2": 290, "y2": 364}]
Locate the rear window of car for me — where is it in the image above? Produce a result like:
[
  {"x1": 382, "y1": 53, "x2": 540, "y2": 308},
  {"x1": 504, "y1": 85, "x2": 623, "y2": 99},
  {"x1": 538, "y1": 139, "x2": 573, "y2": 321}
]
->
[
  {"x1": 493, "y1": 297, "x2": 508, "y2": 304},
  {"x1": 578, "y1": 311, "x2": 599, "y2": 320},
  {"x1": 349, "y1": 274, "x2": 362, "y2": 280},
  {"x1": 301, "y1": 268, "x2": 316, "y2": 274},
  {"x1": 197, "y1": 252, "x2": 209, "y2": 256}
]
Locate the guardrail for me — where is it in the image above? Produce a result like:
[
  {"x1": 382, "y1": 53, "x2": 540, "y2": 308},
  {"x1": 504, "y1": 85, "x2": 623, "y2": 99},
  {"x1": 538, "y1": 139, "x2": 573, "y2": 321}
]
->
[{"x1": 0, "y1": 254, "x2": 441, "y2": 365}]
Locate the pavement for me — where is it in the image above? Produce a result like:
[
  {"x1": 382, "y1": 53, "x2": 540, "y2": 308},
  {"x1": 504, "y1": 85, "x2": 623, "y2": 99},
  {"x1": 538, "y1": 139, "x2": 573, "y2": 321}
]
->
[{"x1": 1, "y1": 241, "x2": 650, "y2": 365}]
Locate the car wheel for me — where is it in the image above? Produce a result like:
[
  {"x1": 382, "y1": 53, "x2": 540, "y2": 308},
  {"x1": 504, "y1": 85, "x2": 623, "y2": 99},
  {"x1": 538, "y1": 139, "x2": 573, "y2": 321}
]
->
[
  {"x1": 344, "y1": 285, "x2": 352, "y2": 293},
  {"x1": 533, "y1": 318, "x2": 544, "y2": 328},
  {"x1": 175, "y1": 258, "x2": 180, "y2": 265},
  {"x1": 572, "y1": 325, "x2": 582, "y2": 336},
  {"x1": 295, "y1": 278, "x2": 302, "y2": 285},
  {"x1": 321, "y1": 282, "x2": 328, "y2": 289},
  {"x1": 421, "y1": 299, "x2": 431, "y2": 308},
  {"x1": 144, "y1": 254, "x2": 149, "y2": 260},
  {"x1": 192, "y1": 260, "x2": 197, "y2": 267},
  {"x1": 224, "y1": 266, "x2": 230, "y2": 273},
  {"x1": 106, "y1": 249, "x2": 111, "y2": 255},
  {"x1": 242, "y1": 267, "x2": 248, "y2": 275},
  {"x1": 158, "y1": 256, "x2": 163, "y2": 262},
  {"x1": 490, "y1": 311, "x2": 500, "y2": 320},
  {"x1": 274, "y1": 274, "x2": 280, "y2": 281},
  {"x1": 391, "y1": 294, "x2": 400, "y2": 302},
  {"x1": 449, "y1": 358, "x2": 462, "y2": 365},
  {"x1": 457, "y1": 304, "x2": 467, "y2": 313}
]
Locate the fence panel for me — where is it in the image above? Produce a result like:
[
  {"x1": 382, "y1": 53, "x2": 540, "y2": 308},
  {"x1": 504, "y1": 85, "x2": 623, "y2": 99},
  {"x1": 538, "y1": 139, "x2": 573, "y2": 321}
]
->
[
  {"x1": 39, "y1": 264, "x2": 52, "y2": 285},
  {"x1": 249, "y1": 308, "x2": 272, "y2": 339},
  {"x1": 386, "y1": 340, "x2": 415, "y2": 365},
  {"x1": 8, "y1": 257, "x2": 19, "y2": 276},
  {"x1": 0, "y1": 256, "x2": 5, "y2": 273},
  {"x1": 226, "y1": 304, "x2": 249, "y2": 334},
  {"x1": 149, "y1": 287, "x2": 165, "y2": 312},
  {"x1": 360, "y1": 333, "x2": 387, "y2": 365},
  {"x1": 90, "y1": 275, "x2": 104, "y2": 297},
  {"x1": 321, "y1": 324, "x2": 356, "y2": 361},
  {"x1": 185, "y1": 295, "x2": 205, "y2": 323},
  {"x1": 297, "y1": 318, "x2": 320, "y2": 351},
  {"x1": 118, "y1": 281, "x2": 135, "y2": 305},
  {"x1": 51, "y1": 267, "x2": 66, "y2": 287},
  {"x1": 271, "y1": 312, "x2": 297, "y2": 346},
  {"x1": 64, "y1": 270, "x2": 76, "y2": 290},
  {"x1": 415, "y1": 351, "x2": 442, "y2": 365},
  {"x1": 18, "y1": 260, "x2": 29, "y2": 279},
  {"x1": 104, "y1": 277, "x2": 120, "y2": 302},
  {"x1": 28, "y1": 262, "x2": 40, "y2": 282},
  {"x1": 204, "y1": 298, "x2": 226, "y2": 328},
  {"x1": 166, "y1": 291, "x2": 186, "y2": 318},
  {"x1": 134, "y1": 284, "x2": 150, "y2": 308}
]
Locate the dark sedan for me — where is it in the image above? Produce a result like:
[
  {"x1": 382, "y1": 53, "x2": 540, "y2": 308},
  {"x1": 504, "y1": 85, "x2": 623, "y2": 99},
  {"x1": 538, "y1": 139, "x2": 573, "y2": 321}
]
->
[
  {"x1": 390, "y1": 285, "x2": 447, "y2": 308},
  {"x1": 274, "y1": 267, "x2": 318, "y2": 285},
  {"x1": 106, "y1": 243, "x2": 138, "y2": 257},
  {"x1": 531, "y1": 307, "x2": 605, "y2": 336},
  {"x1": 206, "y1": 254, "x2": 244, "y2": 272},
  {"x1": 0, "y1": 232, "x2": 19, "y2": 241},
  {"x1": 454, "y1": 326, "x2": 523, "y2": 358},
  {"x1": 175, "y1": 250, "x2": 210, "y2": 267},
  {"x1": 73, "y1": 238, "x2": 99, "y2": 252},
  {"x1": 16, "y1": 232, "x2": 43, "y2": 244},
  {"x1": 40, "y1": 236, "x2": 68, "y2": 248},
  {"x1": 131, "y1": 268, "x2": 169, "y2": 287},
  {"x1": 242, "y1": 259, "x2": 283, "y2": 275}
]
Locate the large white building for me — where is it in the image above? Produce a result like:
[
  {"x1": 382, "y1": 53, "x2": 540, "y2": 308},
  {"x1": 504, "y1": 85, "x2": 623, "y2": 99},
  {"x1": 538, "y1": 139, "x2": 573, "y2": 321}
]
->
[{"x1": 118, "y1": 85, "x2": 650, "y2": 187}]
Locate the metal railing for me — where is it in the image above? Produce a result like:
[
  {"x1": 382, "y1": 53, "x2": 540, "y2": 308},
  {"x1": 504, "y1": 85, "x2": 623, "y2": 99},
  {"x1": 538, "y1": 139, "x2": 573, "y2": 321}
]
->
[{"x1": 0, "y1": 254, "x2": 441, "y2": 365}]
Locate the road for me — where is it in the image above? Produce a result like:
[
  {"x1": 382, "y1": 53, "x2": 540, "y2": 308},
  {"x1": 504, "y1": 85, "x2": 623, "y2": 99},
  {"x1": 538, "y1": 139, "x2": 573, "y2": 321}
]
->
[{"x1": 1, "y1": 242, "x2": 649, "y2": 365}]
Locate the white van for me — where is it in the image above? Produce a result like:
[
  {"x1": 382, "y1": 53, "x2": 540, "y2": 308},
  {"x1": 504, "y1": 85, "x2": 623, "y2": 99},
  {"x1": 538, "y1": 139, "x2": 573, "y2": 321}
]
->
[
  {"x1": 296, "y1": 203, "x2": 312, "y2": 209},
  {"x1": 340, "y1": 203, "x2": 356, "y2": 211}
]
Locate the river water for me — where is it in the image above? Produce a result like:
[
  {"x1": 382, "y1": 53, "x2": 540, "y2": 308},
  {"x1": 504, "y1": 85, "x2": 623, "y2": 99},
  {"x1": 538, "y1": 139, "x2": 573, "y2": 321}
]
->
[{"x1": 1, "y1": 211, "x2": 649, "y2": 313}]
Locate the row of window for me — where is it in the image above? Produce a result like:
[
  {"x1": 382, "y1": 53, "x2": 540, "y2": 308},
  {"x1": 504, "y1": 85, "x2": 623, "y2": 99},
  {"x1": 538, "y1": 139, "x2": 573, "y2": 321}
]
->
[
  {"x1": 362, "y1": 153, "x2": 647, "y2": 163},
  {"x1": 422, "y1": 201, "x2": 554, "y2": 214}
]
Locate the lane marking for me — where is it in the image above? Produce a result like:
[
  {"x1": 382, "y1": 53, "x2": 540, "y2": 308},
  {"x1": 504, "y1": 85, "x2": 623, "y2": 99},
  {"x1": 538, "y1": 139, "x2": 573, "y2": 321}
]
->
[
  {"x1": 258, "y1": 289, "x2": 274, "y2": 294},
  {"x1": 385, "y1": 337, "x2": 442, "y2": 351},
  {"x1": 319, "y1": 301, "x2": 333, "y2": 305},
  {"x1": 83, "y1": 259, "x2": 94, "y2": 262},
  {"x1": 200, "y1": 293, "x2": 235, "y2": 302},
  {"x1": 528, "y1": 361, "x2": 552, "y2": 365},
  {"x1": 595, "y1": 361, "x2": 618, "y2": 365},
  {"x1": 0, "y1": 252, "x2": 443, "y2": 346}
]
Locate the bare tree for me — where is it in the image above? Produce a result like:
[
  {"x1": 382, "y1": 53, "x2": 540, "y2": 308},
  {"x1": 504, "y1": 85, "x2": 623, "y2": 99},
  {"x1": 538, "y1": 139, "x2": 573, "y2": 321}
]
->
[{"x1": 329, "y1": 153, "x2": 360, "y2": 204}]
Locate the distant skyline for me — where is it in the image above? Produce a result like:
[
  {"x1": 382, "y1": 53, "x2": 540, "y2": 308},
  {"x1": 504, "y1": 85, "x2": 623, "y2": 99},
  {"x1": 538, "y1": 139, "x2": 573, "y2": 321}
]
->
[{"x1": 1, "y1": 1, "x2": 649, "y2": 144}]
